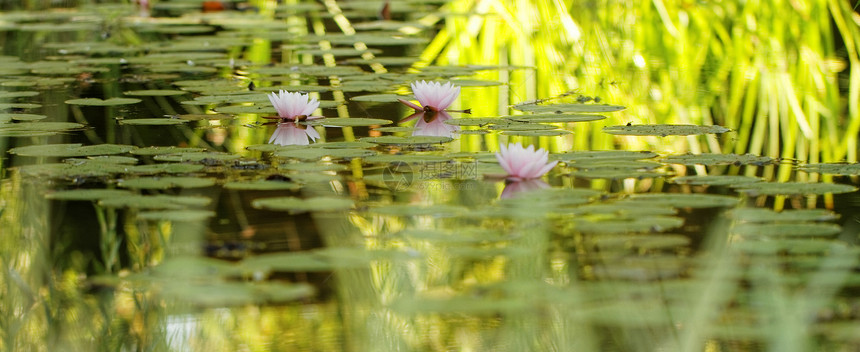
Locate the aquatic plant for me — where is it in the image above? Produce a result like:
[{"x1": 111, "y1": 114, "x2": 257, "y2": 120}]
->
[
  {"x1": 265, "y1": 90, "x2": 321, "y2": 122},
  {"x1": 495, "y1": 142, "x2": 558, "y2": 181}
]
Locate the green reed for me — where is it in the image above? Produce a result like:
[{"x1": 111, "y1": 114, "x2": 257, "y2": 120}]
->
[{"x1": 424, "y1": 0, "x2": 860, "y2": 165}]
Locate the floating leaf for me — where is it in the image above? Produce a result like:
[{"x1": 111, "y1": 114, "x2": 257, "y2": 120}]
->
[
  {"x1": 65, "y1": 97, "x2": 142, "y2": 106},
  {"x1": 603, "y1": 124, "x2": 731, "y2": 136},
  {"x1": 119, "y1": 177, "x2": 215, "y2": 189},
  {"x1": 252, "y1": 196, "x2": 354, "y2": 213},
  {"x1": 733, "y1": 182, "x2": 857, "y2": 196},
  {"x1": 590, "y1": 234, "x2": 691, "y2": 251},
  {"x1": 553, "y1": 150, "x2": 658, "y2": 162},
  {"x1": 130, "y1": 163, "x2": 205, "y2": 174},
  {"x1": 9, "y1": 144, "x2": 135, "y2": 157},
  {"x1": 304, "y1": 117, "x2": 392, "y2": 127},
  {"x1": 361, "y1": 136, "x2": 453, "y2": 145},
  {"x1": 364, "y1": 154, "x2": 452, "y2": 163},
  {"x1": 350, "y1": 94, "x2": 413, "y2": 102},
  {"x1": 123, "y1": 90, "x2": 188, "y2": 96},
  {"x1": 501, "y1": 130, "x2": 571, "y2": 136},
  {"x1": 733, "y1": 223, "x2": 842, "y2": 237},
  {"x1": 727, "y1": 208, "x2": 839, "y2": 222},
  {"x1": 224, "y1": 180, "x2": 301, "y2": 191},
  {"x1": 274, "y1": 148, "x2": 375, "y2": 161},
  {"x1": 797, "y1": 163, "x2": 860, "y2": 175},
  {"x1": 138, "y1": 210, "x2": 216, "y2": 222},
  {"x1": 572, "y1": 216, "x2": 685, "y2": 234},
  {"x1": 131, "y1": 146, "x2": 206, "y2": 156},
  {"x1": 100, "y1": 195, "x2": 211, "y2": 209},
  {"x1": 626, "y1": 194, "x2": 739, "y2": 208},
  {"x1": 0, "y1": 113, "x2": 47, "y2": 121},
  {"x1": 47, "y1": 189, "x2": 133, "y2": 201},
  {"x1": 732, "y1": 239, "x2": 847, "y2": 255},
  {"x1": 670, "y1": 175, "x2": 763, "y2": 186},
  {"x1": 505, "y1": 113, "x2": 606, "y2": 123},
  {"x1": 120, "y1": 118, "x2": 189, "y2": 126},
  {"x1": 154, "y1": 152, "x2": 241, "y2": 163},
  {"x1": 661, "y1": 153, "x2": 774, "y2": 166},
  {"x1": 515, "y1": 103, "x2": 626, "y2": 113}
]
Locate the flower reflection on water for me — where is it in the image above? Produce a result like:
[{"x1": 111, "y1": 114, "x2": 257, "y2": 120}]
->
[{"x1": 264, "y1": 90, "x2": 322, "y2": 145}]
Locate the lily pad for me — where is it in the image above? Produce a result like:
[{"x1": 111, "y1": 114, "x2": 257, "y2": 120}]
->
[
  {"x1": 252, "y1": 196, "x2": 354, "y2": 213},
  {"x1": 505, "y1": 113, "x2": 606, "y2": 123},
  {"x1": 727, "y1": 208, "x2": 839, "y2": 222},
  {"x1": 603, "y1": 124, "x2": 731, "y2": 136},
  {"x1": 732, "y1": 223, "x2": 842, "y2": 237},
  {"x1": 9, "y1": 144, "x2": 135, "y2": 157},
  {"x1": 224, "y1": 180, "x2": 301, "y2": 191},
  {"x1": 138, "y1": 210, "x2": 216, "y2": 222},
  {"x1": 119, "y1": 177, "x2": 216, "y2": 189},
  {"x1": 733, "y1": 182, "x2": 857, "y2": 196},
  {"x1": 131, "y1": 147, "x2": 206, "y2": 156},
  {"x1": 661, "y1": 153, "x2": 774, "y2": 166},
  {"x1": 123, "y1": 90, "x2": 188, "y2": 96},
  {"x1": 65, "y1": 97, "x2": 142, "y2": 106},
  {"x1": 797, "y1": 163, "x2": 860, "y2": 175},
  {"x1": 553, "y1": 150, "x2": 659, "y2": 162},
  {"x1": 274, "y1": 148, "x2": 375, "y2": 161},
  {"x1": 501, "y1": 130, "x2": 571, "y2": 136},
  {"x1": 304, "y1": 117, "x2": 392, "y2": 127},
  {"x1": 514, "y1": 103, "x2": 626, "y2": 113},
  {"x1": 370, "y1": 204, "x2": 467, "y2": 217},
  {"x1": 626, "y1": 193, "x2": 740, "y2": 208},
  {"x1": 119, "y1": 118, "x2": 189, "y2": 126},
  {"x1": 670, "y1": 175, "x2": 763, "y2": 186},
  {"x1": 350, "y1": 94, "x2": 413, "y2": 102},
  {"x1": 47, "y1": 189, "x2": 133, "y2": 201},
  {"x1": 361, "y1": 136, "x2": 453, "y2": 145},
  {"x1": 99, "y1": 195, "x2": 212, "y2": 209}
]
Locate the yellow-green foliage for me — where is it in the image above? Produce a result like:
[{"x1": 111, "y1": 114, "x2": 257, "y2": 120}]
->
[{"x1": 423, "y1": 0, "x2": 860, "y2": 163}]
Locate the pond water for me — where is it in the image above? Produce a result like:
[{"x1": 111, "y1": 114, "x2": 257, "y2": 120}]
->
[{"x1": 1, "y1": 1, "x2": 860, "y2": 351}]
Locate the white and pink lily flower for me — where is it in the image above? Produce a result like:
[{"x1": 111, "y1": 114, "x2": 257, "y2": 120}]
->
[
  {"x1": 263, "y1": 90, "x2": 323, "y2": 145},
  {"x1": 398, "y1": 81, "x2": 470, "y2": 136},
  {"x1": 495, "y1": 143, "x2": 558, "y2": 181},
  {"x1": 266, "y1": 90, "x2": 321, "y2": 122}
]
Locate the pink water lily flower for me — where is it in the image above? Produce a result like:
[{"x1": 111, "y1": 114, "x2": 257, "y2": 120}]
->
[
  {"x1": 399, "y1": 80, "x2": 470, "y2": 118},
  {"x1": 269, "y1": 122, "x2": 320, "y2": 146},
  {"x1": 265, "y1": 90, "x2": 321, "y2": 122},
  {"x1": 495, "y1": 143, "x2": 558, "y2": 181}
]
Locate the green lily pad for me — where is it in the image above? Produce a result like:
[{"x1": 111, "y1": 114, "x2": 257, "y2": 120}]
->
[
  {"x1": 280, "y1": 163, "x2": 348, "y2": 172},
  {"x1": 0, "y1": 122, "x2": 85, "y2": 134},
  {"x1": 505, "y1": 113, "x2": 606, "y2": 123},
  {"x1": 224, "y1": 180, "x2": 301, "y2": 191},
  {"x1": 733, "y1": 182, "x2": 857, "y2": 196},
  {"x1": 252, "y1": 196, "x2": 354, "y2": 213},
  {"x1": 626, "y1": 193, "x2": 740, "y2": 208},
  {"x1": 119, "y1": 177, "x2": 216, "y2": 189},
  {"x1": 47, "y1": 189, "x2": 134, "y2": 201},
  {"x1": 241, "y1": 252, "x2": 337, "y2": 272},
  {"x1": 174, "y1": 114, "x2": 234, "y2": 121},
  {"x1": 274, "y1": 148, "x2": 375, "y2": 161},
  {"x1": 123, "y1": 90, "x2": 188, "y2": 96},
  {"x1": 603, "y1": 124, "x2": 731, "y2": 136},
  {"x1": 489, "y1": 123, "x2": 557, "y2": 131},
  {"x1": 797, "y1": 163, "x2": 860, "y2": 175},
  {"x1": 732, "y1": 239, "x2": 847, "y2": 255},
  {"x1": 9, "y1": 143, "x2": 136, "y2": 157},
  {"x1": 590, "y1": 234, "x2": 691, "y2": 251},
  {"x1": 138, "y1": 210, "x2": 216, "y2": 222},
  {"x1": 350, "y1": 94, "x2": 413, "y2": 102},
  {"x1": 131, "y1": 147, "x2": 207, "y2": 156},
  {"x1": 153, "y1": 152, "x2": 242, "y2": 163},
  {"x1": 361, "y1": 135, "x2": 454, "y2": 145},
  {"x1": 65, "y1": 97, "x2": 142, "y2": 106},
  {"x1": 119, "y1": 118, "x2": 189, "y2": 126},
  {"x1": 670, "y1": 175, "x2": 763, "y2": 186},
  {"x1": 99, "y1": 195, "x2": 212, "y2": 209},
  {"x1": 390, "y1": 296, "x2": 532, "y2": 314},
  {"x1": 0, "y1": 113, "x2": 47, "y2": 121},
  {"x1": 514, "y1": 103, "x2": 626, "y2": 113},
  {"x1": 661, "y1": 153, "x2": 774, "y2": 166},
  {"x1": 501, "y1": 130, "x2": 571, "y2": 136},
  {"x1": 130, "y1": 163, "x2": 206, "y2": 174},
  {"x1": 304, "y1": 117, "x2": 392, "y2": 127},
  {"x1": 364, "y1": 154, "x2": 452, "y2": 163},
  {"x1": 727, "y1": 208, "x2": 839, "y2": 222},
  {"x1": 553, "y1": 150, "x2": 659, "y2": 162},
  {"x1": 572, "y1": 216, "x2": 685, "y2": 234},
  {"x1": 732, "y1": 223, "x2": 842, "y2": 237},
  {"x1": 0, "y1": 91, "x2": 39, "y2": 99}
]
